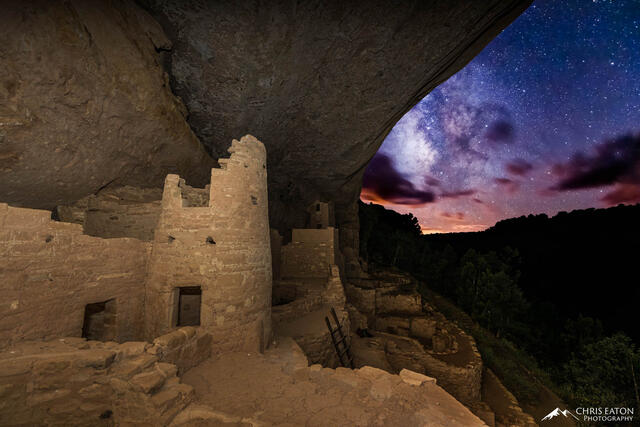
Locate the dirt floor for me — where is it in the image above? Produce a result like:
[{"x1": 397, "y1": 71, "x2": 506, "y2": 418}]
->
[{"x1": 174, "y1": 337, "x2": 487, "y2": 426}]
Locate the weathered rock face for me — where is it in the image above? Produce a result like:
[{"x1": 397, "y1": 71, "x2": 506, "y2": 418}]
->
[{"x1": 0, "y1": 0, "x2": 214, "y2": 209}]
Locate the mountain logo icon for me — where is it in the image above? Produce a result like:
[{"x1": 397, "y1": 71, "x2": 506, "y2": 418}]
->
[{"x1": 541, "y1": 407, "x2": 580, "y2": 421}]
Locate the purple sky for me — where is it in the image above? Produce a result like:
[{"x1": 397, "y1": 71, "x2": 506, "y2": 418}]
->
[{"x1": 361, "y1": 0, "x2": 640, "y2": 233}]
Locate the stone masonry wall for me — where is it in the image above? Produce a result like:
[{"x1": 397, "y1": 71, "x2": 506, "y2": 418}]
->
[
  {"x1": 0, "y1": 337, "x2": 194, "y2": 426},
  {"x1": 345, "y1": 272, "x2": 484, "y2": 407},
  {"x1": 281, "y1": 227, "x2": 340, "y2": 279},
  {"x1": 306, "y1": 201, "x2": 334, "y2": 229},
  {"x1": 149, "y1": 327, "x2": 212, "y2": 375},
  {"x1": 57, "y1": 186, "x2": 163, "y2": 241},
  {"x1": 270, "y1": 229, "x2": 282, "y2": 280},
  {"x1": 144, "y1": 135, "x2": 272, "y2": 354},
  {"x1": 0, "y1": 203, "x2": 151, "y2": 350},
  {"x1": 381, "y1": 331, "x2": 483, "y2": 406}
]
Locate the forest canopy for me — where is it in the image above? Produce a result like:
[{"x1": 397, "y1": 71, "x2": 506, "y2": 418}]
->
[{"x1": 359, "y1": 201, "x2": 640, "y2": 411}]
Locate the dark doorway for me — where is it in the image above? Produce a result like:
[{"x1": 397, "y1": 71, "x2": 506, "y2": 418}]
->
[
  {"x1": 82, "y1": 299, "x2": 116, "y2": 341},
  {"x1": 177, "y1": 286, "x2": 201, "y2": 326}
]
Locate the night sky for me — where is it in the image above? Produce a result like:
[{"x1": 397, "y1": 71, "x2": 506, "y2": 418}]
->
[{"x1": 361, "y1": 0, "x2": 640, "y2": 233}]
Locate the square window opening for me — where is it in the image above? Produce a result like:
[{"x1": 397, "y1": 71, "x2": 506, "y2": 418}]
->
[{"x1": 82, "y1": 299, "x2": 116, "y2": 341}]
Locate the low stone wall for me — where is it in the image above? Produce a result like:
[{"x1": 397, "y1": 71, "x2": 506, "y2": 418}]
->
[
  {"x1": 57, "y1": 186, "x2": 163, "y2": 241},
  {"x1": 272, "y1": 293, "x2": 324, "y2": 324},
  {"x1": 150, "y1": 327, "x2": 212, "y2": 375},
  {"x1": 381, "y1": 328, "x2": 483, "y2": 406},
  {"x1": 293, "y1": 308, "x2": 351, "y2": 368},
  {"x1": 375, "y1": 316, "x2": 411, "y2": 336},
  {"x1": 346, "y1": 273, "x2": 484, "y2": 408},
  {"x1": 272, "y1": 267, "x2": 346, "y2": 326},
  {"x1": 410, "y1": 317, "x2": 437, "y2": 341},
  {"x1": 344, "y1": 282, "x2": 376, "y2": 323},
  {"x1": 325, "y1": 265, "x2": 347, "y2": 308},
  {"x1": 375, "y1": 289, "x2": 422, "y2": 316},
  {"x1": 0, "y1": 337, "x2": 194, "y2": 426},
  {"x1": 272, "y1": 275, "x2": 349, "y2": 367},
  {"x1": 281, "y1": 228, "x2": 340, "y2": 279},
  {"x1": 420, "y1": 348, "x2": 482, "y2": 405}
]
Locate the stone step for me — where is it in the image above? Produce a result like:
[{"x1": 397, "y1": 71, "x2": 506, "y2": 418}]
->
[
  {"x1": 112, "y1": 354, "x2": 158, "y2": 379},
  {"x1": 130, "y1": 370, "x2": 166, "y2": 395}
]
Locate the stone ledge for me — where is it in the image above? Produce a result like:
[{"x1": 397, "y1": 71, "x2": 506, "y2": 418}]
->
[{"x1": 400, "y1": 368, "x2": 437, "y2": 386}]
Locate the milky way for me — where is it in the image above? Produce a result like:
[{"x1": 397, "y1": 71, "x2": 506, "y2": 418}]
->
[{"x1": 361, "y1": 0, "x2": 640, "y2": 233}]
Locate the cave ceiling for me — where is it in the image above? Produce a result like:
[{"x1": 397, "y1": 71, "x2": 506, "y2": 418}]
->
[{"x1": 0, "y1": 0, "x2": 531, "y2": 230}]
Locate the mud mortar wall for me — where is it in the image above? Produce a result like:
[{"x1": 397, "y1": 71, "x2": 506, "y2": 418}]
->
[
  {"x1": 381, "y1": 330, "x2": 483, "y2": 407},
  {"x1": 281, "y1": 227, "x2": 340, "y2": 279},
  {"x1": 57, "y1": 186, "x2": 163, "y2": 241},
  {"x1": 345, "y1": 275, "x2": 484, "y2": 408},
  {"x1": 0, "y1": 203, "x2": 151, "y2": 349},
  {"x1": 150, "y1": 327, "x2": 212, "y2": 375},
  {"x1": 144, "y1": 136, "x2": 272, "y2": 354}
]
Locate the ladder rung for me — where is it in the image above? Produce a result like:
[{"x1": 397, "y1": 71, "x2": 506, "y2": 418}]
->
[{"x1": 326, "y1": 307, "x2": 353, "y2": 368}]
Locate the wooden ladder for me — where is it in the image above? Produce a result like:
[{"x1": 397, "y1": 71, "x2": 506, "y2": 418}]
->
[{"x1": 325, "y1": 307, "x2": 354, "y2": 368}]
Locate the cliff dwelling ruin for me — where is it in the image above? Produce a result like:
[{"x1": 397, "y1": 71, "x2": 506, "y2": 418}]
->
[{"x1": 0, "y1": 1, "x2": 539, "y2": 426}]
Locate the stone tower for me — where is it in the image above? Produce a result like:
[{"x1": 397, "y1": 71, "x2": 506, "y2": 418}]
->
[{"x1": 144, "y1": 135, "x2": 272, "y2": 353}]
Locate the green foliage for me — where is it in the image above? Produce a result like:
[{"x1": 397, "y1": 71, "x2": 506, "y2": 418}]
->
[
  {"x1": 562, "y1": 333, "x2": 640, "y2": 410},
  {"x1": 358, "y1": 201, "x2": 422, "y2": 270},
  {"x1": 454, "y1": 249, "x2": 528, "y2": 339}
]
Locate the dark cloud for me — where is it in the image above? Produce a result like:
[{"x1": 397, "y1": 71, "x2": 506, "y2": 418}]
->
[
  {"x1": 440, "y1": 188, "x2": 476, "y2": 199},
  {"x1": 362, "y1": 154, "x2": 436, "y2": 205},
  {"x1": 494, "y1": 177, "x2": 520, "y2": 193},
  {"x1": 550, "y1": 134, "x2": 640, "y2": 191},
  {"x1": 601, "y1": 183, "x2": 640, "y2": 206},
  {"x1": 485, "y1": 120, "x2": 515, "y2": 144},
  {"x1": 472, "y1": 198, "x2": 484, "y2": 204},
  {"x1": 494, "y1": 177, "x2": 514, "y2": 185},
  {"x1": 506, "y1": 158, "x2": 534, "y2": 176},
  {"x1": 441, "y1": 211, "x2": 465, "y2": 220}
]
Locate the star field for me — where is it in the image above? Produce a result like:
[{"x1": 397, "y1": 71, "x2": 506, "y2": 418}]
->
[{"x1": 361, "y1": 0, "x2": 640, "y2": 233}]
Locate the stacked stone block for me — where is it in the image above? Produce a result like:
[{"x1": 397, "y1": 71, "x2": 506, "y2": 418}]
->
[
  {"x1": 0, "y1": 203, "x2": 150, "y2": 349},
  {"x1": 0, "y1": 334, "x2": 197, "y2": 425},
  {"x1": 144, "y1": 135, "x2": 272, "y2": 353}
]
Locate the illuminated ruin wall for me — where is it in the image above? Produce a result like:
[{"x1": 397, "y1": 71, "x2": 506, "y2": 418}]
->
[
  {"x1": 0, "y1": 135, "x2": 271, "y2": 355},
  {"x1": 144, "y1": 135, "x2": 272, "y2": 353},
  {"x1": 281, "y1": 227, "x2": 343, "y2": 279},
  {"x1": 0, "y1": 204, "x2": 151, "y2": 349}
]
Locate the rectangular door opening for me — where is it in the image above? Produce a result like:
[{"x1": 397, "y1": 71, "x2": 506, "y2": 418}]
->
[
  {"x1": 82, "y1": 299, "x2": 116, "y2": 341},
  {"x1": 177, "y1": 286, "x2": 202, "y2": 326}
]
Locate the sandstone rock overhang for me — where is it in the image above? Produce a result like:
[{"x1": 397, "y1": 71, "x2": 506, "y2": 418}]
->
[
  {"x1": 0, "y1": 0, "x2": 531, "y2": 238},
  {"x1": 138, "y1": 0, "x2": 532, "y2": 230},
  {"x1": 0, "y1": 0, "x2": 215, "y2": 209}
]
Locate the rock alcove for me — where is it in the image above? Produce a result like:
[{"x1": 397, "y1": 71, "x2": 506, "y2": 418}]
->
[{"x1": 0, "y1": 0, "x2": 531, "y2": 275}]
